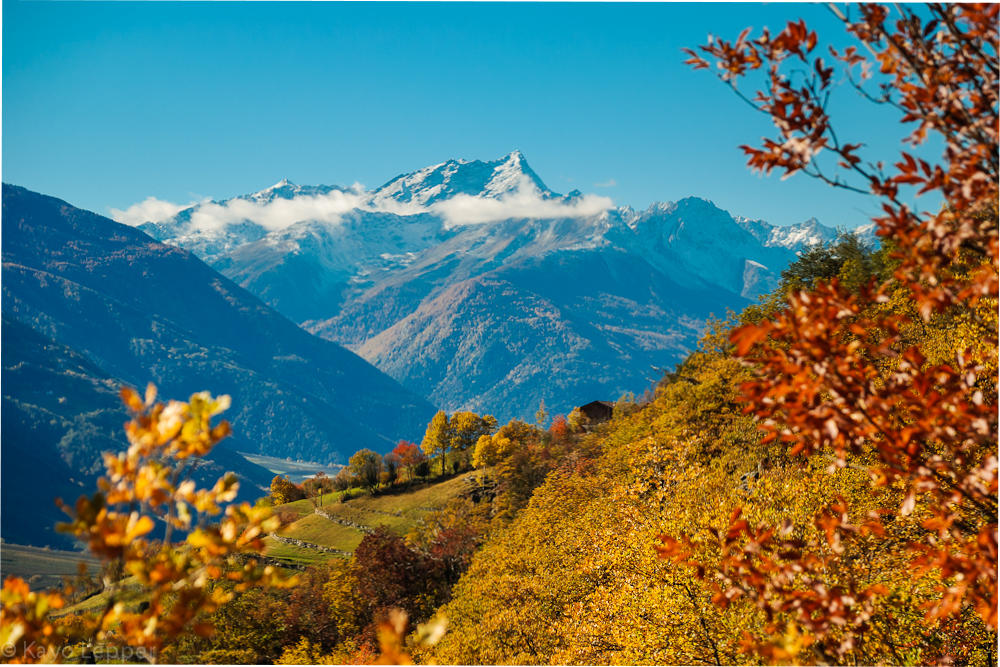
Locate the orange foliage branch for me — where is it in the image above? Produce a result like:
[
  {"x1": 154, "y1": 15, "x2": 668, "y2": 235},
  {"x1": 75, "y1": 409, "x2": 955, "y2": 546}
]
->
[{"x1": 663, "y1": 3, "x2": 997, "y2": 660}]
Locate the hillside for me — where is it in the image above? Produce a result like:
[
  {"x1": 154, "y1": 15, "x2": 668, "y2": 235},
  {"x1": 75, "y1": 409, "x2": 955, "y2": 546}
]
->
[
  {"x1": 1, "y1": 184, "x2": 437, "y2": 466},
  {"x1": 263, "y1": 472, "x2": 478, "y2": 566},
  {"x1": 427, "y1": 302, "x2": 996, "y2": 665},
  {"x1": 0, "y1": 315, "x2": 274, "y2": 548},
  {"x1": 18, "y1": 230, "x2": 996, "y2": 667}
]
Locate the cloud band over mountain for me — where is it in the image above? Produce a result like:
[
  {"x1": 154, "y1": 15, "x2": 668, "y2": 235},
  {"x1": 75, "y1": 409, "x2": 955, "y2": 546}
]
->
[
  {"x1": 432, "y1": 191, "x2": 613, "y2": 227},
  {"x1": 110, "y1": 174, "x2": 614, "y2": 232},
  {"x1": 110, "y1": 196, "x2": 197, "y2": 226}
]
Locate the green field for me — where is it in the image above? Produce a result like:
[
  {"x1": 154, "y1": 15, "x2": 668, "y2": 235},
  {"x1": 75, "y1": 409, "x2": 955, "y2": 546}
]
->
[
  {"x1": 0, "y1": 543, "x2": 100, "y2": 591},
  {"x1": 268, "y1": 489, "x2": 348, "y2": 518},
  {"x1": 263, "y1": 472, "x2": 477, "y2": 565},
  {"x1": 278, "y1": 514, "x2": 365, "y2": 551},
  {"x1": 59, "y1": 577, "x2": 147, "y2": 616},
  {"x1": 261, "y1": 537, "x2": 336, "y2": 566}
]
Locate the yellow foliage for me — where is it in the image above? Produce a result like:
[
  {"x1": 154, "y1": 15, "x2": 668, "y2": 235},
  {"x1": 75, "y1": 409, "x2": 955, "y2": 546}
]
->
[
  {"x1": 277, "y1": 637, "x2": 341, "y2": 665},
  {"x1": 0, "y1": 384, "x2": 293, "y2": 663},
  {"x1": 0, "y1": 578, "x2": 65, "y2": 664},
  {"x1": 429, "y1": 345, "x2": 996, "y2": 664},
  {"x1": 471, "y1": 434, "x2": 514, "y2": 469}
]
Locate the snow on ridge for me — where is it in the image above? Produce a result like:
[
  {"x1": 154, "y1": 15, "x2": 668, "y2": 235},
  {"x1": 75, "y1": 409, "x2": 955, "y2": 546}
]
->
[
  {"x1": 373, "y1": 150, "x2": 552, "y2": 207},
  {"x1": 766, "y1": 218, "x2": 838, "y2": 250},
  {"x1": 484, "y1": 154, "x2": 543, "y2": 199},
  {"x1": 133, "y1": 154, "x2": 869, "y2": 261},
  {"x1": 130, "y1": 152, "x2": 615, "y2": 246}
]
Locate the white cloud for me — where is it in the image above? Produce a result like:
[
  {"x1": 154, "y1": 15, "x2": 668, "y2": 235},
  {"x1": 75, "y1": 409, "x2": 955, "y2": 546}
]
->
[
  {"x1": 594, "y1": 178, "x2": 617, "y2": 188},
  {"x1": 363, "y1": 196, "x2": 428, "y2": 218},
  {"x1": 109, "y1": 197, "x2": 195, "y2": 226},
  {"x1": 187, "y1": 190, "x2": 369, "y2": 233},
  {"x1": 110, "y1": 190, "x2": 371, "y2": 233},
  {"x1": 430, "y1": 188, "x2": 614, "y2": 227},
  {"x1": 110, "y1": 180, "x2": 614, "y2": 234}
]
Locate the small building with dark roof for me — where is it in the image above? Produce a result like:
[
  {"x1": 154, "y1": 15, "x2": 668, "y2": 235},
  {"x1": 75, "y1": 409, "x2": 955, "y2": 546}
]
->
[{"x1": 577, "y1": 400, "x2": 614, "y2": 423}]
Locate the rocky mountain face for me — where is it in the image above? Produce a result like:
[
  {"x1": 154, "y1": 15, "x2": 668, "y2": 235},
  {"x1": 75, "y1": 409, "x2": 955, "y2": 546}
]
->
[
  {"x1": 1, "y1": 185, "x2": 437, "y2": 479},
  {"x1": 135, "y1": 152, "x2": 849, "y2": 420}
]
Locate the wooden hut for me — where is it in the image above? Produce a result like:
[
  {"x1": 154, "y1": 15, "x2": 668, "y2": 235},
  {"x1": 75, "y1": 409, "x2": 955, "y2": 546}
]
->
[{"x1": 577, "y1": 400, "x2": 614, "y2": 423}]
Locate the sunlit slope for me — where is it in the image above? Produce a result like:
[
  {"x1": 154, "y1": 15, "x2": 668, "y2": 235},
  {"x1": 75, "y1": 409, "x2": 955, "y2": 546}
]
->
[{"x1": 264, "y1": 472, "x2": 478, "y2": 565}]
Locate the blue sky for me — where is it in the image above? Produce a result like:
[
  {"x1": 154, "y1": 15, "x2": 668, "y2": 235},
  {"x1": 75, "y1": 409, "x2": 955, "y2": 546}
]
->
[{"x1": 4, "y1": 1, "x2": 930, "y2": 229}]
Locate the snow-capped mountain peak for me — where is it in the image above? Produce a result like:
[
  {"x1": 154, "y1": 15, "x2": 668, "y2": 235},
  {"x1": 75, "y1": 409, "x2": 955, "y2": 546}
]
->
[
  {"x1": 249, "y1": 178, "x2": 296, "y2": 200},
  {"x1": 735, "y1": 214, "x2": 839, "y2": 252},
  {"x1": 373, "y1": 151, "x2": 553, "y2": 206},
  {"x1": 242, "y1": 178, "x2": 352, "y2": 205},
  {"x1": 763, "y1": 217, "x2": 838, "y2": 250},
  {"x1": 484, "y1": 150, "x2": 549, "y2": 197}
]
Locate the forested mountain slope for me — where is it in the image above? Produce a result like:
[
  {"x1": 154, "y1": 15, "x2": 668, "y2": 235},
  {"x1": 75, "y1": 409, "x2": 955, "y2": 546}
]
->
[
  {"x1": 424, "y1": 239, "x2": 997, "y2": 665},
  {"x1": 0, "y1": 316, "x2": 273, "y2": 548},
  {"x1": 1, "y1": 184, "x2": 436, "y2": 465}
]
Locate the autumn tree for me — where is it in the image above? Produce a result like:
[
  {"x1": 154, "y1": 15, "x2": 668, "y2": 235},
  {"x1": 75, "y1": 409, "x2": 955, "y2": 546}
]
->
[
  {"x1": 450, "y1": 411, "x2": 498, "y2": 467},
  {"x1": 350, "y1": 528, "x2": 449, "y2": 644},
  {"x1": 566, "y1": 406, "x2": 587, "y2": 432},
  {"x1": 549, "y1": 415, "x2": 569, "y2": 442},
  {"x1": 382, "y1": 451, "x2": 400, "y2": 487},
  {"x1": 421, "y1": 411, "x2": 453, "y2": 477},
  {"x1": 331, "y1": 467, "x2": 355, "y2": 492},
  {"x1": 471, "y1": 418, "x2": 542, "y2": 471},
  {"x1": 472, "y1": 433, "x2": 514, "y2": 469},
  {"x1": 613, "y1": 392, "x2": 640, "y2": 419},
  {"x1": 278, "y1": 561, "x2": 352, "y2": 654},
  {"x1": 391, "y1": 440, "x2": 426, "y2": 483},
  {"x1": 271, "y1": 475, "x2": 305, "y2": 505},
  {"x1": 490, "y1": 421, "x2": 554, "y2": 520},
  {"x1": 660, "y1": 4, "x2": 998, "y2": 661},
  {"x1": 348, "y1": 449, "x2": 383, "y2": 495},
  {"x1": 534, "y1": 399, "x2": 548, "y2": 430},
  {"x1": 304, "y1": 471, "x2": 333, "y2": 508}
]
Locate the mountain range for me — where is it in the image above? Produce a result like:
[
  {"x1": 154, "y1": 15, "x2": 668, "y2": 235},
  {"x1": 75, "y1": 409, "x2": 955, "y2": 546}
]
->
[
  {"x1": 1, "y1": 155, "x2": 871, "y2": 546},
  {"x1": 1, "y1": 184, "x2": 437, "y2": 546},
  {"x1": 134, "y1": 152, "x2": 869, "y2": 420}
]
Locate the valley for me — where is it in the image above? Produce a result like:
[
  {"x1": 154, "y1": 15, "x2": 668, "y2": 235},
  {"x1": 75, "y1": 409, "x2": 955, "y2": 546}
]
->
[
  {"x1": 1, "y1": 2, "x2": 994, "y2": 664},
  {"x1": 0, "y1": 159, "x2": 856, "y2": 552}
]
